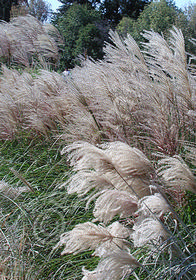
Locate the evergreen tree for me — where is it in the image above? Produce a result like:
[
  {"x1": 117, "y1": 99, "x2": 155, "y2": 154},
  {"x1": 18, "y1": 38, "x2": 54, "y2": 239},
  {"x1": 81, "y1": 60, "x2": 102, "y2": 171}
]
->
[
  {"x1": 58, "y1": 0, "x2": 99, "y2": 13},
  {"x1": 58, "y1": 0, "x2": 151, "y2": 26},
  {"x1": 55, "y1": 3, "x2": 108, "y2": 69},
  {"x1": 100, "y1": 0, "x2": 151, "y2": 27},
  {"x1": 117, "y1": 0, "x2": 195, "y2": 53}
]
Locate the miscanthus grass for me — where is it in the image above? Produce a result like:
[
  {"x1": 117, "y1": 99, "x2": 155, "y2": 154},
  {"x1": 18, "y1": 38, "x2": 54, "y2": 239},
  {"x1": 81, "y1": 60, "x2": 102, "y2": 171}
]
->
[
  {"x1": 0, "y1": 24, "x2": 196, "y2": 279},
  {"x1": 0, "y1": 15, "x2": 62, "y2": 68},
  {"x1": 0, "y1": 136, "x2": 98, "y2": 279},
  {"x1": 55, "y1": 141, "x2": 196, "y2": 280}
]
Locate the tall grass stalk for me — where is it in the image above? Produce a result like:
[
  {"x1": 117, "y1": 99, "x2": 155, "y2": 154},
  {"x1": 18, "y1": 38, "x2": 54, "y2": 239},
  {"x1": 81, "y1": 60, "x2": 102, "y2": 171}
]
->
[{"x1": 0, "y1": 26, "x2": 195, "y2": 279}]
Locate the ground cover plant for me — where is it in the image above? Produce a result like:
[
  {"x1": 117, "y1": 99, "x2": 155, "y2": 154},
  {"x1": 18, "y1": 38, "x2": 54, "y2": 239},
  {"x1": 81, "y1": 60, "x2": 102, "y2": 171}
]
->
[
  {"x1": 0, "y1": 15, "x2": 196, "y2": 279},
  {"x1": 0, "y1": 136, "x2": 99, "y2": 279}
]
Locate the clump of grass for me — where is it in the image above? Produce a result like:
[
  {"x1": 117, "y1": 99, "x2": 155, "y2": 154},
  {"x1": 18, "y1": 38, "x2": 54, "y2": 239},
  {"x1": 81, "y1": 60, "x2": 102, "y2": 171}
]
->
[
  {"x1": 0, "y1": 15, "x2": 62, "y2": 68},
  {"x1": 0, "y1": 26, "x2": 196, "y2": 280},
  {"x1": 0, "y1": 136, "x2": 98, "y2": 279},
  {"x1": 1, "y1": 27, "x2": 195, "y2": 160},
  {"x1": 55, "y1": 140, "x2": 196, "y2": 279}
]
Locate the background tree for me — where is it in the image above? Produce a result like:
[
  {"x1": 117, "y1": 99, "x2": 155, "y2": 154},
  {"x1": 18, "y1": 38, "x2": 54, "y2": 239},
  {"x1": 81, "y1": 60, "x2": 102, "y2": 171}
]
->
[
  {"x1": 99, "y1": 0, "x2": 122, "y2": 27},
  {"x1": 58, "y1": 0, "x2": 151, "y2": 27},
  {"x1": 58, "y1": 0, "x2": 99, "y2": 13},
  {"x1": 117, "y1": 0, "x2": 195, "y2": 52},
  {"x1": 99, "y1": 0, "x2": 151, "y2": 27},
  {"x1": 28, "y1": 0, "x2": 51, "y2": 22},
  {"x1": 55, "y1": 3, "x2": 109, "y2": 69},
  {"x1": 184, "y1": 3, "x2": 196, "y2": 36}
]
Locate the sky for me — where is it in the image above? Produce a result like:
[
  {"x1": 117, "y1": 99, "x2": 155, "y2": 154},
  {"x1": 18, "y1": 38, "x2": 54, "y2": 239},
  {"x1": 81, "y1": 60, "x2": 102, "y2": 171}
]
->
[
  {"x1": 48, "y1": 0, "x2": 196, "y2": 12},
  {"x1": 48, "y1": 0, "x2": 61, "y2": 11}
]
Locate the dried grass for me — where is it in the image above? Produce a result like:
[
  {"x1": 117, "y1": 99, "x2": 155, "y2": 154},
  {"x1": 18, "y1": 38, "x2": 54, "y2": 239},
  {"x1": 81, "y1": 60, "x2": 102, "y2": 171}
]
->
[
  {"x1": 57, "y1": 138, "x2": 196, "y2": 279},
  {"x1": 0, "y1": 15, "x2": 62, "y2": 67},
  {"x1": 0, "y1": 27, "x2": 195, "y2": 158},
  {"x1": 0, "y1": 26, "x2": 196, "y2": 279}
]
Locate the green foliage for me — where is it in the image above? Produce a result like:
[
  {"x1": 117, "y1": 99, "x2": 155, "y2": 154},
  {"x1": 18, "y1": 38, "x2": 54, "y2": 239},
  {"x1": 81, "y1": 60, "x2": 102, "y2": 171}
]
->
[
  {"x1": 58, "y1": 0, "x2": 151, "y2": 26},
  {"x1": 55, "y1": 3, "x2": 108, "y2": 69},
  {"x1": 0, "y1": 136, "x2": 97, "y2": 279},
  {"x1": 185, "y1": 3, "x2": 196, "y2": 34},
  {"x1": 0, "y1": 136, "x2": 66, "y2": 191},
  {"x1": 74, "y1": 23, "x2": 104, "y2": 59},
  {"x1": 58, "y1": 0, "x2": 99, "y2": 13},
  {"x1": 139, "y1": 0, "x2": 176, "y2": 34},
  {"x1": 181, "y1": 191, "x2": 196, "y2": 225},
  {"x1": 183, "y1": 3, "x2": 196, "y2": 53},
  {"x1": 117, "y1": 16, "x2": 140, "y2": 39},
  {"x1": 100, "y1": 0, "x2": 151, "y2": 27},
  {"x1": 117, "y1": 0, "x2": 195, "y2": 51},
  {"x1": 54, "y1": 0, "x2": 151, "y2": 68}
]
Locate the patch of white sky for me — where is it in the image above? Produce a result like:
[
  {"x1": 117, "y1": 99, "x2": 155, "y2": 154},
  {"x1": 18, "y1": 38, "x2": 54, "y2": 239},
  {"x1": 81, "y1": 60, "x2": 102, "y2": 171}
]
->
[
  {"x1": 47, "y1": 0, "x2": 61, "y2": 11},
  {"x1": 175, "y1": 0, "x2": 196, "y2": 9},
  {"x1": 48, "y1": 0, "x2": 196, "y2": 12}
]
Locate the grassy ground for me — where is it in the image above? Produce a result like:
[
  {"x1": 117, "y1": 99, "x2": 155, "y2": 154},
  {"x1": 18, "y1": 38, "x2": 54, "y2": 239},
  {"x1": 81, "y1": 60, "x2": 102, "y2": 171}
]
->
[{"x1": 0, "y1": 135, "x2": 99, "y2": 279}]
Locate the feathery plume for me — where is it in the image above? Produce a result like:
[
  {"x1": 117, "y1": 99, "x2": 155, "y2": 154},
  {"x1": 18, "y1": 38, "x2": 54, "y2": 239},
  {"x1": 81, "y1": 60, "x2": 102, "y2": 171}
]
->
[
  {"x1": 63, "y1": 168, "x2": 151, "y2": 199},
  {"x1": 0, "y1": 180, "x2": 29, "y2": 199},
  {"x1": 93, "y1": 190, "x2": 138, "y2": 224},
  {"x1": 62, "y1": 141, "x2": 154, "y2": 177},
  {"x1": 100, "y1": 141, "x2": 154, "y2": 178},
  {"x1": 136, "y1": 193, "x2": 170, "y2": 218},
  {"x1": 83, "y1": 250, "x2": 141, "y2": 280},
  {"x1": 157, "y1": 155, "x2": 196, "y2": 193},
  {"x1": 54, "y1": 222, "x2": 112, "y2": 255},
  {"x1": 62, "y1": 170, "x2": 114, "y2": 196},
  {"x1": 61, "y1": 141, "x2": 153, "y2": 198},
  {"x1": 55, "y1": 221, "x2": 130, "y2": 256},
  {"x1": 93, "y1": 221, "x2": 131, "y2": 257},
  {"x1": 61, "y1": 141, "x2": 114, "y2": 173},
  {"x1": 0, "y1": 15, "x2": 61, "y2": 67},
  {"x1": 82, "y1": 267, "x2": 97, "y2": 280},
  {"x1": 132, "y1": 217, "x2": 168, "y2": 249}
]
